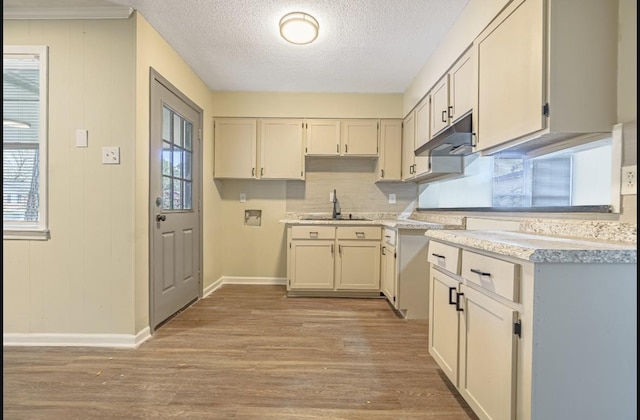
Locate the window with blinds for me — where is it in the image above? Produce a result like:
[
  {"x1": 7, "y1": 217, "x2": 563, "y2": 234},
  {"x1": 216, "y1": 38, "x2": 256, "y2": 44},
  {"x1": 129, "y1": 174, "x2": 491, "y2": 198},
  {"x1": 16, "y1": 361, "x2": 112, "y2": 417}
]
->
[{"x1": 3, "y1": 46, "x2": 49, "y2": 238}]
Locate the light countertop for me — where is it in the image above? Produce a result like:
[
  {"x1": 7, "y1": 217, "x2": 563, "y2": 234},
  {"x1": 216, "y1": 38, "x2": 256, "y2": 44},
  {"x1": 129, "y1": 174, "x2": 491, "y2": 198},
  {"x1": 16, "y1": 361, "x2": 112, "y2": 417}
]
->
[
  {"x1": 280, "y1": 212, "x2": 465, "y2": 231},
  {"x1": 425, "y1": 229, "x2": 637, "y2": 264}
]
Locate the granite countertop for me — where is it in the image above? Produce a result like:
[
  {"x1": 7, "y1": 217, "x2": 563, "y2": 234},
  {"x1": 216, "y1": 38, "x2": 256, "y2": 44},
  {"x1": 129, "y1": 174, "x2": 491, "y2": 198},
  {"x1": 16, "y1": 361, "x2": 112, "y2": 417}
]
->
[
  {"x1": 425, "y1": 230, "x2": 637, "y2": 264},
  {"x1": 280, "y1": 212, "x2": 466, "y2": 231}
]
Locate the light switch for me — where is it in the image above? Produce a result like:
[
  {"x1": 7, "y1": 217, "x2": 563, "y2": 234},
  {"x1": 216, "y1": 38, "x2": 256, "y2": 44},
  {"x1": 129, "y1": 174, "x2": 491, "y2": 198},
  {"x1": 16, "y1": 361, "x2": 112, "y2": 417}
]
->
[
  {"x1": 389, "y1": 193, "x2": 396, "y2": 204},
  {"x1": 102, "y1": 146, "x2": 120, "y2": 164},
  {"x1": 76, "y1": 129, "x2": 88, "y2": 148}
]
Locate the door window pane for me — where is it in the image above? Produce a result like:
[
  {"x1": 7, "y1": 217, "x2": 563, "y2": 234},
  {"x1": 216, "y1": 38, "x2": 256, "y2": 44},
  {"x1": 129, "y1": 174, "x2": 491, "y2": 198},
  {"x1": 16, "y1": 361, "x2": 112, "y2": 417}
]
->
[{"x1": 160, "y1": 105, "x2": 194, "y2": 211}]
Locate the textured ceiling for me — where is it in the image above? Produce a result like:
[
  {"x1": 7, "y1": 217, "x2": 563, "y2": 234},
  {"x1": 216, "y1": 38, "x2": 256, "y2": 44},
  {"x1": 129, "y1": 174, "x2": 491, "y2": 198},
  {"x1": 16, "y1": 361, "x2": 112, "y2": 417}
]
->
[{"x1": 4, "y1": 0, "x2": 470, "y2": 93}]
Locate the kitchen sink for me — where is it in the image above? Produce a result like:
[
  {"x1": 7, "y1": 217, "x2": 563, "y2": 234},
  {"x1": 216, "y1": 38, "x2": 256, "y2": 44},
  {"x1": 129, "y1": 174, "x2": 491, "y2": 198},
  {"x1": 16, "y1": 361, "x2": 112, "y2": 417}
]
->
[{"x1": 301, "y1": 216, "x2": 371, "y2": 221}]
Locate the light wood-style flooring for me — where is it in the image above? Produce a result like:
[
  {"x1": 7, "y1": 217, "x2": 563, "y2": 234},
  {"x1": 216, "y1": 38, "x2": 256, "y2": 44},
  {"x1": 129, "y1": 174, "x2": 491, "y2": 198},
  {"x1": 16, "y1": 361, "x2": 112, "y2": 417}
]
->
[{"x1": 3, "y1": 285, "x2": 477, "y2": 419}]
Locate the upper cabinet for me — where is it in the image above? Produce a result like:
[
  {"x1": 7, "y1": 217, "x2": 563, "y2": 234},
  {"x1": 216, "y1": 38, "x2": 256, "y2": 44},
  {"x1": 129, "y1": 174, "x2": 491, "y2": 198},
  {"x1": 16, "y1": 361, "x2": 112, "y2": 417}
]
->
[
  {"x1": 305, "y1": 119, "x2": 379, "y2": 157},
  {"x1": 214, "y1": 118, "x2": 257, "y2": 179},
  {"x1": 430, "y1": 49, "x2": 474, "y2": 139},
  {"x1": 376, "y1": 119, "x2": 402, "y2": 182},
  {"x1": 414, "y1": 95, "x2": 431, "y2": 151},
  {"x1": 474, "y1": 0, "x2": 617, "y2": 154},
  {"x1": 214, "y1": 118, "x2": 305, "y2": 180},
  {"x1": 341, "y1": 119, "x2": 379, "y2": 156},
  {"x1": 259, "y1": 119, "x2": 305, "y2": 180},
  {"x1": 305, "y1": 119, "x2": 341, "y2": 156}
]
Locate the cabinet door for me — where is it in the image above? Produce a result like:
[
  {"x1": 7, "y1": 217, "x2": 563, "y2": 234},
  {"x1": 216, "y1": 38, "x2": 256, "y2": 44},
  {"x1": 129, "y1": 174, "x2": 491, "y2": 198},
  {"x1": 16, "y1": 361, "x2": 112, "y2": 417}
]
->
[
  {"x1": 380, "y1": 245, "x2": 397, "y2": 306},
  {"x1": 401, "y1": 112, "x2": 416, "y2": 181},
  {"x1": 213, "y1": 118, "x2": 256, "y2": 179},
  {"x1": 430, "y1": 75, "x2": 449, "y2": 137},
  {"x1": 429, "y1": 268, "x2": 461, "y2": 386},
  {"x1": 458, "y1": 285, "x2": 518, "y2": 420},
  {"x1": 449, "y1": 50, "x2": 474, "y2": 123},
  {"x1": 376, "y1": 119, "x2": 402, "y2": 182},
  {"x1": 341, "y1": 119, "x2": 378, "y2": 156},
  {"x1": 290, "y1": 240, "x2": 335, "y2": 290},
  {"x1": 335, "y1": 240, "x2": 380, "y2": 290},
  {"x1": 414, "y1": 96, "x2": 431, "y2": 150},
  {"x1": 259, "y1": 119, "x2": 304, "y2": 180},
  {"x1": 305, "y1": 119, "x2": 341, "y2": 156},
  {"x1": 475, "y1": 0, "x2": 544, "y2": 152}
]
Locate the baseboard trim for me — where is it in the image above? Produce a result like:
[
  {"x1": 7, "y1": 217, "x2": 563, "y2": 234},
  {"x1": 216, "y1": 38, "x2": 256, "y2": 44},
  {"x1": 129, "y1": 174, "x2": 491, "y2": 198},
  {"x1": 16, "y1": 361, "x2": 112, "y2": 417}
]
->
[
  {"x1": 4, "y1": 277, "x2": 287, "y2": 349},
  {"x1": 3, "y1": 326, "x2": 151, "y2": 349},
  {"x1": 219, "y1": 276, "x2": 287, "y2": 285}
]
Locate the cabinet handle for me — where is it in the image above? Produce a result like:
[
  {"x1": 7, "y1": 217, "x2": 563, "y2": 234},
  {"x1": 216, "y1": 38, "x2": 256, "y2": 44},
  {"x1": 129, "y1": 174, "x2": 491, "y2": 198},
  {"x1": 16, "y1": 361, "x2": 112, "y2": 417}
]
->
[
  {"x1": 456, "y1": 292, "x2": 464, "y2": 312},
  {"x1": 251, "y1": 167, "x2": 255, "y2": 177},
  {"x1": 381, "y1": 169, "x2": 384, "y2": 178},
  {"x1": 470, "y1": 268, "x2": 491, "y2": 277},
  {"x1": 448, "y1": 287, "x2": 457, "y2": 305},
  {"x1": 338, "y1": 244, "x2": 342, "y2": 254},
  {"x1": 431, "y1": 253, "x2": 446, "y2": 259},
  {"x1": 261, "y1": 168, "x2": 264, "y2": 176},
  {"x1": 442, "y1": 110, "x2": 447, "y2": 123},
  {"x1": 412, "y1": 164, "x2": 417, "y2": 173},
  {"x1": 382, "y1": 246, "x2": 386, "y2": 255},
  {"x1": 355, "y1": 232, "x2": 365, "y2": 238},
  {"x1": 345, "y1": 144, "x2": 348, "y2": 154},
  {"x1": 309, "y1": 232, "x2": 319, "y2": 238},
  {"x1": 331, "y1": 244, "x2": 334, "y2": 254},
  {"x1": 448, "y1": 105, "x2": 453, "y2": 119},
  {"x1": 336, "y1": 144, "x2": 339, "y2": 153}
]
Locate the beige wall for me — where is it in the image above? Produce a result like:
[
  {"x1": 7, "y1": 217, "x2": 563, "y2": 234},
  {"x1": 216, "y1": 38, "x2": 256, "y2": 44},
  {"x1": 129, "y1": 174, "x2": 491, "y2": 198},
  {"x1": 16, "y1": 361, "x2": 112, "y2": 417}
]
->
[
  {"x1": 3, "y1": 19, "x2": 137, "y2": 334},
  {"x1": 134, "y1": 13, "x2": 219, "y2": 331}
]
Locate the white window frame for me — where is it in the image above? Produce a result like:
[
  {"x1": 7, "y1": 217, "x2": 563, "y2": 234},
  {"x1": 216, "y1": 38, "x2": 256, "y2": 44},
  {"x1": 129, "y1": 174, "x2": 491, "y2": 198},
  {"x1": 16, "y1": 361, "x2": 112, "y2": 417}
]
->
[{"x1": 3, "y1": 45, "x2": 49, "y2": 240}]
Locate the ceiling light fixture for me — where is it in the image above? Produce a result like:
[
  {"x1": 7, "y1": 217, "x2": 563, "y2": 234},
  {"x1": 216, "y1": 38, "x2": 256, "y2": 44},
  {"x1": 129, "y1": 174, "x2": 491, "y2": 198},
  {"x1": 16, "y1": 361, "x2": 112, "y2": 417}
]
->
[{"x1": 279, "y1": 12, "x2": 319, "y2": 45}]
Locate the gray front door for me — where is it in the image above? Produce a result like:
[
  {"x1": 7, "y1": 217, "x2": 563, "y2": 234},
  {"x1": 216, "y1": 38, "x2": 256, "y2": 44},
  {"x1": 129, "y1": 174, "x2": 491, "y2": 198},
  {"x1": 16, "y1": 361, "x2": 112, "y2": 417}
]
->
[{"x1": 149, "y1": 71, "x2": 201, "y2": 331}]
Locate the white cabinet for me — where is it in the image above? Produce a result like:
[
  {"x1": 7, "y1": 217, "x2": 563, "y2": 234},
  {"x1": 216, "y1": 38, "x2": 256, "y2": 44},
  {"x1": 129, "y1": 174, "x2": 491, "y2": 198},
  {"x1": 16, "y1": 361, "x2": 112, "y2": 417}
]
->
[
  {"x1": 376, "y1": 119, "x2": 402, "y2": 182},
  {"x1": 431, "y1": 49, "x2": 474, "y2": 138},
  {"x1": 305, "y1": 119, "x2": 379, "y2": 157},
  {"x1": 428, "y1": 241, "x2": 519, "y2": 420},
  {"x1": 305, "y1": 119, "x2": 341, "y2": 156},
  {"x1": 213, "y1": 118, "x2": 257, "y2": 179},
  {"x1": 214, "y1": 118, "x2": 304, "y2": 180},
  {"x1": 401, "y1": 111, "x2": 430, "y2": 181},
  {"x1": 287, "y1": 225, "x2": 381, "y2": 293},
  {"x1": 380, "y1": 228, "x2": 431, "y2": 319},
  {"x1": 414, "y1": 95, "x2": 431, "y2": 151},
  {"x1": 340, "y1": 119, "x2": 379, "y2": 156},
  {"x1": 474, "y1": 0, "x2": 617, "y2": 154},
  {"x1": 259, "y1": 119, "x2": 305, "y2": 180},
  {"x1": 427, "y1": 237, "x2": 636, "y2": 420}
]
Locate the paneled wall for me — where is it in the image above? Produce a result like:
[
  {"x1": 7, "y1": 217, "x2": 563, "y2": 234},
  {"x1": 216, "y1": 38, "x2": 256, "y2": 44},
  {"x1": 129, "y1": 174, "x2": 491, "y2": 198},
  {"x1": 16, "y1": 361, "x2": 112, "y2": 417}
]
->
[{"x1": 3, "y1": 19, "x2": 137, "y2": 335}]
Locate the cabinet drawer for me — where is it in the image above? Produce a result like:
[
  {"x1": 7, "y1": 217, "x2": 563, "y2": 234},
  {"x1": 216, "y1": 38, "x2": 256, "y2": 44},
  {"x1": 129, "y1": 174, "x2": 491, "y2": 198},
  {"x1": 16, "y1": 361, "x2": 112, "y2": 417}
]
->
[
  {"x1": 291, "y1": 226, "x2": 336, "y2": 240},
  {"x1": 427, "y1": 241, "x2": 461, "y2": 275},
  {"x1": 461, "y1": 250, "x2": 519, "y2": 302},
  {"x1": 383, "y1": 228, "x2": 396, "y2": 246},
  {"x1": 336, "y1": 226, "x2": 381, "y2": 240}
]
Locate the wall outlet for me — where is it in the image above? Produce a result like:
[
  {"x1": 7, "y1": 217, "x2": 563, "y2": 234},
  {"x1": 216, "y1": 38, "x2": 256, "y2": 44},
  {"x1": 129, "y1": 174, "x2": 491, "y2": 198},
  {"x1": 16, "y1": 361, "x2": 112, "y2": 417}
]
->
[
  {"x1": 102, "y1": 146, "x2": 120, "y2": 164},
  {"x1": 240, "y1": 193, "x2": 247, "y2": 203},
  {"x1": 621, "y1": 165, "x2": 637, "y2": 195},
  {"x1": 389, "y1": 193, "x2": 396, "y2": 204}
]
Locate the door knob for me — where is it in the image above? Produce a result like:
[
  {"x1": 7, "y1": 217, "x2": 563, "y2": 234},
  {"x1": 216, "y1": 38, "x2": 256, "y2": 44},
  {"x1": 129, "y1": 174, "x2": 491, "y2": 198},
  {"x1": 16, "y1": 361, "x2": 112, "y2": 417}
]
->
[{"x1": 156, "y1": 214, "x2": 166, "y2": 222}]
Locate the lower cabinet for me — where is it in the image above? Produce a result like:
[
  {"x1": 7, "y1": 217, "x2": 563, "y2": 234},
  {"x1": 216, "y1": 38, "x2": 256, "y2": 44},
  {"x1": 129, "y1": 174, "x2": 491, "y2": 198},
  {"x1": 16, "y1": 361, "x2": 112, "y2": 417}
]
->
[
  {"x1": 381, "y1": 229, "x2": 431, "y2": 319},
  {"x1": 428, "y1": 241, "x2": 519, "y2": 420},
  {"x1": 288, "y1": 225, "x2": 381, "y2": 293}
]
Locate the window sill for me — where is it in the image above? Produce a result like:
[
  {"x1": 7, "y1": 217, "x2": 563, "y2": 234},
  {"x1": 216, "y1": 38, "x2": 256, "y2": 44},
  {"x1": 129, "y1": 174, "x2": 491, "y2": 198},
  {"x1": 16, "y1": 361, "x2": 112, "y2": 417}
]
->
[{"x1": 3, "y1": 228, "x2": 50, "y2": 241}]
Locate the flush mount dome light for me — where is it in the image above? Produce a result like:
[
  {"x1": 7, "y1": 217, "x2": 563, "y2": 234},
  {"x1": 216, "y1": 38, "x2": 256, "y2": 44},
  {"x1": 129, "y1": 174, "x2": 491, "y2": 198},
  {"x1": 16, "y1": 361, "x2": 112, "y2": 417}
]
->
[{"x1": 279, "y1": 12, "x2": 319, "y2": 45}]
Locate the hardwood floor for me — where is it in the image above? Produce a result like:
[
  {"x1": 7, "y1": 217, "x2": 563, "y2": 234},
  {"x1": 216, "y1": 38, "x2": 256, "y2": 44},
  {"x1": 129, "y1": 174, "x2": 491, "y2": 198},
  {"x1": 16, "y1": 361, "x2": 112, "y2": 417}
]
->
[{"x1": 3, "y1": 285, "x2": 477, "y2": 419}]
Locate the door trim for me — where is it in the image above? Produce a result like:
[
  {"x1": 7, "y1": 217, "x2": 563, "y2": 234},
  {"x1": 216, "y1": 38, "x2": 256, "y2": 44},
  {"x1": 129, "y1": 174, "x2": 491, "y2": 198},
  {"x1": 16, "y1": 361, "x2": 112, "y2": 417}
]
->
[{"x1": 148, "y1": 67, "x2": 204, "y2": 334}]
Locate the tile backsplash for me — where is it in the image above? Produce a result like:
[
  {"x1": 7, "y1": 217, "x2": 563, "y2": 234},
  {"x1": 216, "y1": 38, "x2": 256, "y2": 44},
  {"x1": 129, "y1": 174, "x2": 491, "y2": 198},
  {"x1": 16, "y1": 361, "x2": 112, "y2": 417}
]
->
[{"x1": 286, "y1": 157, "x2": 417, "y2": 213}]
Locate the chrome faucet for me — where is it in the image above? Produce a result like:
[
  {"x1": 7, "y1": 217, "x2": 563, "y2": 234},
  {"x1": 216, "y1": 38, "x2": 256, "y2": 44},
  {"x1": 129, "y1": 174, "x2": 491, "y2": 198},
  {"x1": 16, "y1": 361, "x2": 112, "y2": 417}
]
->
[{"x1": 332, "y1": 189, "x2": 341, "y2": 219}]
